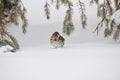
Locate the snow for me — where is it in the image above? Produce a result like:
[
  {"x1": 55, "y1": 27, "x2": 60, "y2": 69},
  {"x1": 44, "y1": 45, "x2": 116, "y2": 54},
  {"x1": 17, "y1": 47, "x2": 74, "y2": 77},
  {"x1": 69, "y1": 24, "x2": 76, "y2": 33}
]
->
[
  {"x1": 0, "y1": 0, "x2": 120, "y2": 80},
  {"x1": 0, "y1": 42, "x2": 120, "y2": 80}
]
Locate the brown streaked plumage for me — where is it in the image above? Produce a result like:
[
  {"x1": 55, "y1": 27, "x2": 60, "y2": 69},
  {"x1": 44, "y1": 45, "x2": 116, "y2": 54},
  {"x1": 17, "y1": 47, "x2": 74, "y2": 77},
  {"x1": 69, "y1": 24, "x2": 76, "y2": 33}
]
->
[{"x1": 50, "y1": 32, "x2": 65, "y2": 48}]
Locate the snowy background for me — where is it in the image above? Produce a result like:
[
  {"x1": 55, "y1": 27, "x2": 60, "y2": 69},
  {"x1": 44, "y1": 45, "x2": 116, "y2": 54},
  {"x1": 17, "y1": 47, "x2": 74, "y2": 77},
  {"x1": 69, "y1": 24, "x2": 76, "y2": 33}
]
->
[
  {"x1": 0, "y1": 0, "x2": 120, "y2": 80},
  {"x1": 7, "y1": 0, "x2": 115, "y2": 47}
]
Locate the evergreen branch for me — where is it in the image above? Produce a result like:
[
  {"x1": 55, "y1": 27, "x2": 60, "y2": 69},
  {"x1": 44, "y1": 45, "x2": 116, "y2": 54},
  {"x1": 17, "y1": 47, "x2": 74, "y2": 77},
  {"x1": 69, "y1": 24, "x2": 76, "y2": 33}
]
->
[
  {"x1": 10, "y1": 11, "x2": 19, "y2": 25},
  {"x1": 56, "y1": 0, "x2": 60, "y2": 10},
  {"x1": 0, "y1": 0, "x2": 28, "y2": 52},
  {"x1": 106, "y1": 0, "x2": 113, "y2": 15},
  {"x1": 78, "y1": 0, "x2": 87, "y2": 29},
  {"x1": 113, "y1": 29, "x2": 120, "y2": 41},
  {"x1": 94, "y1": 17, "x2": 105, "y2": 35},
  {"x1": 21, "y1": 11, "x2": 28, "y2": 34},
  {"x1": 63, "y1": 0, "x2": 74, "y2": 35},
  {"x1": 44, "y1": 1, "x2": 50, "y2": 20}
]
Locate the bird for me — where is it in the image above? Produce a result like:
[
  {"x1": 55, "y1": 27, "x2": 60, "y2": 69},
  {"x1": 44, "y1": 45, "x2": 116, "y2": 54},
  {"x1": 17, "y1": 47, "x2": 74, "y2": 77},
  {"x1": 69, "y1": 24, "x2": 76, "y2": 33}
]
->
[{"x1": 50, "y1": 32, "x2": 65, "y2": 48}]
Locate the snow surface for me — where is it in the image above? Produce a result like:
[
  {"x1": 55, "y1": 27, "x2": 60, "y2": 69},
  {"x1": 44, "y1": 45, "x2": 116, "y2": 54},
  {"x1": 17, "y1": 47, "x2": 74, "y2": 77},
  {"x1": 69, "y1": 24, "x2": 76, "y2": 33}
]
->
[
  {"x1": 0, "y1": 42, "x2": 120, "y2": 80},
  {"x1": 0, "y1": 0, "x2": 120, "y2": 80}
]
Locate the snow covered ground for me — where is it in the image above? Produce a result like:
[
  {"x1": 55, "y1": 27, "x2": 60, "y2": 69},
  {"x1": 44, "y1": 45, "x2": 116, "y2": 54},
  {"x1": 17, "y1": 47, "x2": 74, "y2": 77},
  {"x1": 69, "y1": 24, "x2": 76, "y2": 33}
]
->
[
  {"x1": 0, "y1": 1, "x2": 120, "y2": 80},
  {"x1": 0, "y1": 42, "x2": 120, "y2": 80}
]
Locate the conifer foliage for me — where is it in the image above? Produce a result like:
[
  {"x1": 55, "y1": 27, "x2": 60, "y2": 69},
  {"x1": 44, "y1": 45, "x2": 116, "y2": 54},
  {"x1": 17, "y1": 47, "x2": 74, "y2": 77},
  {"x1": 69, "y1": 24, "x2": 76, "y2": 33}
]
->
[
  {"x1": 44, "y1": 0, "x2": 120, "y2": 40},
  {"x1": 0, "y1": 0, "x2": 28, "y2": 52},
  {"x1": 44, "y1": 0, "x2": 87, "y2": 35},
  {"x1": 1, "y1": 0, "x2": 120, "y2": 52},
  {"x1": 92, "y1": 0, "x2": 120, "y2": 40}
]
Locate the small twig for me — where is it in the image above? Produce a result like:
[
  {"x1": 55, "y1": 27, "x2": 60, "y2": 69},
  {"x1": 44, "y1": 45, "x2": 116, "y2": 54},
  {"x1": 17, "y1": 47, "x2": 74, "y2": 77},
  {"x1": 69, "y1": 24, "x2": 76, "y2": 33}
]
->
[
  {"x1": 94, "y1": 17, "x2": 105, "y2": 35},
  {"x1": 94, "y1": 0, "x2": 107, "y2": 35}
]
